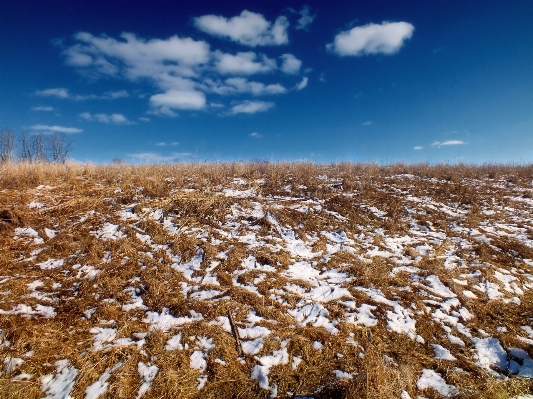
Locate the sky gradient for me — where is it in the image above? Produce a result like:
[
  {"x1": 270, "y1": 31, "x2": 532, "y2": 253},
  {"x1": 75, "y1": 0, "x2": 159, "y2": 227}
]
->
[{"x1": 1, "y1": 1, "x2": 532, "y2": 164}]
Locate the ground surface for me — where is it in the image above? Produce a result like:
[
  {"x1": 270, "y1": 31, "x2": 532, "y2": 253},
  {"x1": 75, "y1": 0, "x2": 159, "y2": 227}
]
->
[{"x1": 1, "y1": 162, "x2": 533, "y2": 399}]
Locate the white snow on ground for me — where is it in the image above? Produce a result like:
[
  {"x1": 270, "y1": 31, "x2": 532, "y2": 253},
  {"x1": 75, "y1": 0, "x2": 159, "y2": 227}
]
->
[
  {"x1": 165, "y1": 332, "x2": 183, "y2": 350},
  {"x1": 333, "y1": 370, "x2": 353, "y2": 380},
  {"x1": 431, "y1": 344, "x2": 457, "y2": 361},
  {"x1": 143, "y1": 308, "x2": 203, "y2": 331},
  {"x1": 136, "y1": 362, "x2": 158, "y2": 399},
  {"x1": 3, "y1": 357, "x2": 24, "y2": 373},
  {"x1": 14, "y1": 227, "x2": 44, "y2": 244},
  {"x1": 85, "y1": 361, "x2": 123, "y2": 399},
  {"x1": 38, "y1": 259, "x2": 65, "y2": 270},
  {"x1": 91, "y1": 223, "x2": 126, "y2": 240},
  {"x1": 417, "y1": 369, "x2": 459, "y2": 397},
  {"x1": 474, "y1": 337, "x2": 508, "y2": 374},
  {"x1": 40, "y1": 360, "x2": 78, "y2": 399},
  {"x1": 4, "y1": 173, "x2": 533, "y2": 398},
  {"x1": 0, "y1": 304, "x2": 56, "y2": 318},
  {"x1": 251, "y1": 339, "x2": 290, "y2": 393}
]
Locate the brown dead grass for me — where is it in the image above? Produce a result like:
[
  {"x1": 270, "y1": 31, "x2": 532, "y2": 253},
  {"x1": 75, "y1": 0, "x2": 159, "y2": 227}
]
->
[{"x1": 1, "y1": 161, "x2": 533, "y2": 399}]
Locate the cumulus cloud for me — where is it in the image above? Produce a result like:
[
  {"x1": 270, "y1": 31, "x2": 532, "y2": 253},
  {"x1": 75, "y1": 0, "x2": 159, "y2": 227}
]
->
[
  {"x1": 327, "y1": 21, "x2": 414, "y2": 56},
  {"x1": 205, "y1": 77, "x2": 286, "y2": 96},
  {"x1": 231, "y1": 100, "x2": 274, "y2": 114},
  {"x1": 194, "y1": 10, "x2": 289, "y2": 47},
  {"x1": 149, "y1": 90, "x2": 206, "y2": 115},
  {"x1": 32, "y1": 106, "x2": 54, "y2": 111},
  {"x1": 80, "y1": 112, "x2": 134, "y2": 124},
  {"x1": 431, "y1": 140, "x2": 466, "y2": 146},
  {"x1": 250, "y1": 132, "x2": 262, "y2": 138},
  {"x1": 64, "y1": 32, "x2": 210, "y2": 78},
  {"x1": 60, "y1": 27, "x2": 306, "y2": 117},
  {"x1": 295, "y1": 6, "x2": 316, "y2": 31},
  {"x1": 30, "y1": 124, "x2": 82, "y2": 134},
  {"x1": 213, "y1": 51, "x2": 277, "y2": 75},
  {"x1": 279, "y1": 54, "x2": 302, "y2": 74},
  {"x1": 413, "y1": 146, "x2": 423, "y2": 150},
  {"x1": 35, "y1": 88, "x2": 69, "y2": 98},
  {"x1": 295, "y1": 77, "x2": 308, "y2": 91}
]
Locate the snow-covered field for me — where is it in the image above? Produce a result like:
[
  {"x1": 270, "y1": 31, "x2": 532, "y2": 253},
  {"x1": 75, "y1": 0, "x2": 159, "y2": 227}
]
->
[{"x1": 0, "y1": 163, "x2": 532, "y2": 398}]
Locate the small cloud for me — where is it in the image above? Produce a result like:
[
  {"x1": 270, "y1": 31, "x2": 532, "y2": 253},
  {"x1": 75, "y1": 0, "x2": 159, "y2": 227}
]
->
[
  {"x1": 279, "y1": 54, "x2": 302, "y2": 74},
  {"x1": 170, "y1": 142, "x2": 179, "y2": 146},
  {"x1": 250, "y1": 132, "x2": 262, "y2": 138},
  {"x1": 319, "y1": 72, "x2": 326, "y2": 83},
  {"x1": 139, "y1": 117, "x2": 150, "y2": 122},
  {"x1": 194, "y1": 10, "x2": 289, "y2": 47},
  {"x1": 150, "y1": 90, "x2": 206, "y2": 114},
  {"x1": 35, "y1": 88, "x2": 69, "y2": 98},
  {"x1": 432, "y1": 140, "x2": 466, "y2": 147},
  {"x1": 30, "y1": 124, "x2": 82, "y2": 134},
  {"x1": 32, "y1": 106, "x2": 54, "y2": 111},
  {"x1": 80, "y1": 112, "x2": 134, "y2": 124},
  {"x1": 327, "y1": 21, "x2": 414, "y2": 56},
  {"x1": 296, "y1": 6, "x2": 316, "y2": 31},
  {"x1": 362, "y1": 121, "x2": 372, "y2": 126},
  {"x1": 156, "y1": 142, "x2": 167, "y2": 146},
  {"x1": 413, "y1": 146, "x2": 423, "y2": 150},
  {"x1": 295, "y1": 77, "x2": 308, "y2": 91},
  {"x1": 213, "y1": 51, "x2": 277, "y2": 75},
  {"x1": 210, "y1": 102, "x2": 225, "y2": 108},
  {"x1": 231, "y1": 100, "x2": 274, "y2": 114}
]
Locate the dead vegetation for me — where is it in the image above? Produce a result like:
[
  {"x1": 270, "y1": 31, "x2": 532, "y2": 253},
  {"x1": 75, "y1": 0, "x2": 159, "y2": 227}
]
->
[{"x1": 1, "y1": 161, "x2": 533, "y2": 399}]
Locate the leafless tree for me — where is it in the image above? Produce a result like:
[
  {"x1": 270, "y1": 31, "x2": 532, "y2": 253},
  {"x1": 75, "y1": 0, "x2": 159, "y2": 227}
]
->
[
  {"x1": 32, "y1": 132, "x2": 49, "y2": 162},
  {"x1": 20, "y1": 131, "x2": 34, "y2": 162},
  {"x1": 0, "y1": 127, "x2": 17, "y2": 162},
  {"x1": 48, "y1": 133, "x2": 73, "y2": 163}
]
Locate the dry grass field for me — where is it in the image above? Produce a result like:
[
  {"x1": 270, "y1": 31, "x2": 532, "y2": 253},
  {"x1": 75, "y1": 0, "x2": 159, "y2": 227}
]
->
[{"x1": 1, "y1": 162, "x2": 533, "y2": 399}]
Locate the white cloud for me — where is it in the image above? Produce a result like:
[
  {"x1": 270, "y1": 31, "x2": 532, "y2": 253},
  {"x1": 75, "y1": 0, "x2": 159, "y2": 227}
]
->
[
  {"x1": 139, "y1": 117, "x2": 150, "y2": 122},
  {"x1": 35, "y1": 88, "x2": 69, "y2": 98},
  {"x1": 296, "y1": 6, "x2": 316, "y2": 31},
  {"x1": 295, "y1": 77, "x2": 308, "y2": 91},
  {"x1": 156, "y1": 142, "x2": 166, "y2": 146},
  {"x1": 128, "y1": 152, "x2": 191, "y2": 163},
  {"x1": 35, "y1": 88, "x2": 128, "y2": 101},
  {"x1": 213, "y1": 51, "x2": 277, "y2": 75},
  {"x1": 205, "y1": 77, "x2": 286, "y2": 96},
  {"x1": 80, "y1": 112, "x2": 134, "y2": 124},
  {"x1": 231, "y1": 100, "x2": 274, "y2": 114},
  {"x1": 327, "y1": 21, "x2": 414, "y2": 56},
  {"x1": 362, "y1": 121, "x2": 373, "y2": 125},
  {"x1": 32, "y1": 106, "x2": 54, "y2": 111},
  {"x1": 250, "y1": 132, "x2": 262, "y2": 138},
  {"x1": 149, "y1": 90, "x2": 206, "y2": 113},
  {"x1": 30, "y1": 124, "x2": 82, "y2": 134},
  {"x1": 194, "y1": 10, "x2": 289, "y2": 47},
  {"x1": 413, "y1": 146, "x2": 423, "y2": 150},
  {"x1": 432, "y1": 140, "x2": 466, "y2": 146},
  {"x1": 61, "y1": 29, "x2": 303, "y2": 117},
  {"x1": 279, "y1": 54, "x2": 302, "y2": 74},
  {"x1": 65, "y1": 32, "x2": 210, "y2": 78}
]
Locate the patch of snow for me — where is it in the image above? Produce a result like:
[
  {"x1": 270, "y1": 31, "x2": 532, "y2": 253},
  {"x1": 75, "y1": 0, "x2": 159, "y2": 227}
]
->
[
  {"x1": 417, "y1": 369, "x2": 459, "y2": 397},
  {"x1": 136, "y1": 362, "x2": 158, "y2": 399},
  {"x1": 431, "y1": 344, "x2": 457, "y2": 361},
  {"x1": 40, "y1": 360, "x2": 78, "y2": 399}
]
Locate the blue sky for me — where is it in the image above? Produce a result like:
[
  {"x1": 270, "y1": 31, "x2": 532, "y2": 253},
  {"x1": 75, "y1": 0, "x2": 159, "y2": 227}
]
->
[{"x1": 1, "y1": 1, "x2": 532, "y2": 164}]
